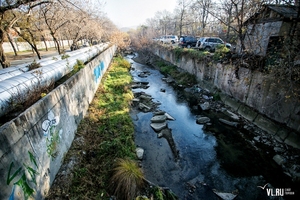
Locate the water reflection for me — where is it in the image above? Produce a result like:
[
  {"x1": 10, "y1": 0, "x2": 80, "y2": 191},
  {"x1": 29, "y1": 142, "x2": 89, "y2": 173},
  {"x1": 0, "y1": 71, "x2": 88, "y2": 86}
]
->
[{"x1": 127, "y1": 55, "x2": 271, "y2": 199}]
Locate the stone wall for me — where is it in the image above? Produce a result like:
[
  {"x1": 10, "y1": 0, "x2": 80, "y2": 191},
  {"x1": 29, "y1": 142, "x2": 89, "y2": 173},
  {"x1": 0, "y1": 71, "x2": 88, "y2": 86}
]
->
[
  {"x1": 0, "y1": 45, "x2": 116, "y2": 199},
  {"x1": 150, "y1": 46, "x2": 300, "y2": 149}
]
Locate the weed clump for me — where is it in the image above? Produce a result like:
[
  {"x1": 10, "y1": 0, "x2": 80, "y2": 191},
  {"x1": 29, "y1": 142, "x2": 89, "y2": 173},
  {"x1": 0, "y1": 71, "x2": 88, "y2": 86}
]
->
[
  {"x1": 109, "y1": 158, "x2": 145, "y2": 200},
  {"x1": 27, "y1": 61, "x2": 41, "y2": 70},
  {"x1": 73, "y1": 60, "x2": 84, "y2": 72},
  {"x1": 61, "y1": 54, "x2": 70, "y2": 60}
]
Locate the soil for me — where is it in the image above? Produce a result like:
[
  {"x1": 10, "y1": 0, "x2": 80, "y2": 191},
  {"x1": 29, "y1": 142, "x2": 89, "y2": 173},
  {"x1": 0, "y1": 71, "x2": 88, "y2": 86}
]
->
[{"x1": 5, "y1": 49, "x2": 59, "y2": 61}]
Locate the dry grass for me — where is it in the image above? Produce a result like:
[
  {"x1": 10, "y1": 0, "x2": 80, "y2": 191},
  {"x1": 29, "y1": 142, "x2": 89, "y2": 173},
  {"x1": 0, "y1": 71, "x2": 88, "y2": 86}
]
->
[{"x1": 109, "y1": 158, "x2": 145, "y2": 200}]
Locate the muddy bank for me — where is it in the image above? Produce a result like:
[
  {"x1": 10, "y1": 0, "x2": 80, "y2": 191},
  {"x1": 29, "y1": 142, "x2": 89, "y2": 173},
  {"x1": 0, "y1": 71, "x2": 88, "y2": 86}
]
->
[{"x1": 129, "y1": 51, "x2": 300, "y2": 199}]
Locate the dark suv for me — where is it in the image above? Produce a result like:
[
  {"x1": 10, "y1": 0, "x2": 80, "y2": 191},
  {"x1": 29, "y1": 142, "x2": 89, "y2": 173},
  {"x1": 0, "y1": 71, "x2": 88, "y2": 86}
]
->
[{"x1": 178, "y1": 36, "x2": 198, "y2": 48}]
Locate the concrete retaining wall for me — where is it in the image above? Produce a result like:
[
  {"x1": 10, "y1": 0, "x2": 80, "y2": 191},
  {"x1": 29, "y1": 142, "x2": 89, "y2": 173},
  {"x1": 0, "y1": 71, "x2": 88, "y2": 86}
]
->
[
  {"x1": 150, "y1": 45, "x2": 300, "y2": 149},
  {"x1": 0, "y1": 45, "x2": 117, "y2": 199},
  {"x1": 3, "y1": 40, "x2": 73, "y2": 53}
]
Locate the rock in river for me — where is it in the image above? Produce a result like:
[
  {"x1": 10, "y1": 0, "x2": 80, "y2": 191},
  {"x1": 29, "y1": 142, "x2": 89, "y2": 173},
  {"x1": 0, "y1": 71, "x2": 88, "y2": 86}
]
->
[
  {"x1": 219, "y1": 118, "x2": 239, "y2": 127},
  {"x1": 151, "y1": 121, "x2": 167, "y2": 132},
  {"x1": 196, "y1": 116, "x2": 211, "y2": 124},
  {"x1": 139, "y1": 103, "x2": 151, "y2": 112},
  {"x1": 151, "y1": 115, "x2": 167, "y2": 123},
  {"x1": 165, "y1": 112, "x2": 175, "y2": 121},
  {"x1": 199, "y1": 102, "x2": 210, "y2": 111},
  {"x1": 136, "y1": 147, "x2": 144, "y2": 160}
]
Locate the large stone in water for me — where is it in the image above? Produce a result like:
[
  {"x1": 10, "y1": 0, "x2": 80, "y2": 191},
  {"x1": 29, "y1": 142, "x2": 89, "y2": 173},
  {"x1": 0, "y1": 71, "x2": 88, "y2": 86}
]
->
[
  {"x1": 151, "y1": 115, "x2": 167, "y2": 123},
  {"x1": 165, "y1": 112, "x2": 175, "y2": 120},
  {"x1": 196, "y1": 116, "x2": 211, "y2": 124},
  {"x1": 150, "y1": 122, "x2": 167, "y2": 132}
]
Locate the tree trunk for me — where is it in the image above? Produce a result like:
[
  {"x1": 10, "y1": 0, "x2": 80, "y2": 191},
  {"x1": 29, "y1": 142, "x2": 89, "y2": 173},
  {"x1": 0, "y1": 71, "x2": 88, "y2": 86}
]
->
[
  {"x1": 24, "y1": 40, "x2": 41, "y2": 59},
  {"x1": 6, "y1": 32, "x2": 18, "y2": 56},
  {"x1": 42, "y1": 36, "x2": 48, "y2": 51},
  {"x1": 0, "y1": 28, "x2": 10, "y2": 68},
  {"x1": 33, "y1": 45, "x2": 41, "y2": 59},
  {"x1": 53, "y1": 36, "x2": 61, "y2": 54},
  {"x1": 226, "y1": 5, "x2": 232, "y2": 41}
]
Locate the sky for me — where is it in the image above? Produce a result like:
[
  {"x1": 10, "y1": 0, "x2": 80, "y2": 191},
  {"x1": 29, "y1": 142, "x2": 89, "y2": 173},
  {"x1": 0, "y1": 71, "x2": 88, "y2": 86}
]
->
[{"x1": 104, "y1": 0, "x2": 178, "y2": 28}]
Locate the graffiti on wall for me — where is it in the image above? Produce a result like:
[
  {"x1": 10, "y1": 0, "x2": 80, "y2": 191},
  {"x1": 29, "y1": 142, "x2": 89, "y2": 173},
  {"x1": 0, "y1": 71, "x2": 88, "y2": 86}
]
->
[
  {"x1": 42, "y1": 111, "x2": 59, "y2": 136},
  {"x1": 94, "y1": 61, "x2": 105, "y2": 83},
  {"x1": 7, "y1": 151, "x2": 39, "y2": 200},
  {"x1": 42, "y1": 111, "x2": 62, "y2": 159}
]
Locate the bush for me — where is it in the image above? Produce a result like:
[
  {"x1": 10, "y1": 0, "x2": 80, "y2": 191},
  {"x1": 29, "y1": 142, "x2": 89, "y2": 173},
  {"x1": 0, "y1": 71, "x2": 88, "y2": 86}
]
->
[
  {"x1": 172, "y1": 47, "x2": 209, "y2": 60},
  {"x1": 213, "y1": 44, "x2": 230, "y2": 61}
]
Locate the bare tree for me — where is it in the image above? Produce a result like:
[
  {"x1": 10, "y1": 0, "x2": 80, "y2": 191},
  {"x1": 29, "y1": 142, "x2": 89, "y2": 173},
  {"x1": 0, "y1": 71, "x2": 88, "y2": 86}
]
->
[
  {"x1": 38, "y1": 1, "x2": 70, "y2": 54},
  {"x1": 192, "y1": 0, "x2": 212, "y2": 36},
  {"x1": 12, "y1": 11, "x2": 43, "y2": 59},
  {"x1": 175, "y1": 0, "x2": 193, "y2": 36},
  {"x1": 0, "y1": 0, "x2": 50, "y2": 68}
]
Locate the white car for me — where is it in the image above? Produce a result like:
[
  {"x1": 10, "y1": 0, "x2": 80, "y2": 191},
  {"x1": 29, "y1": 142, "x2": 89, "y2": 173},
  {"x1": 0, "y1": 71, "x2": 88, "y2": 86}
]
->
[
  {"x1": 159, "y1": 35, "x2": 178, "y2": 44},
  {"x1": 196, "y1": 37, "x2": 231, "y2": 51}
]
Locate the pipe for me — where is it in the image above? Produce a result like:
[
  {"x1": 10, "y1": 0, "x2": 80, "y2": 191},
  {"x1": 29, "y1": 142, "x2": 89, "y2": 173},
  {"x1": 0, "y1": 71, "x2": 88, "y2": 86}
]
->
[
  {"x1": 0, "y1": 43, "x2": 110, "y2": 118},
  {"x1": 0, "y1": 43, "x2": 107, "y2": 81}
]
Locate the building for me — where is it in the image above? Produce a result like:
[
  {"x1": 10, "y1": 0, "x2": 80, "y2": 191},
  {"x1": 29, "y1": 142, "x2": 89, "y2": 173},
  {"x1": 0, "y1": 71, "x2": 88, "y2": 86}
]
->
[{"x1": 241, "y1": 4, "x2": 299, "y2": 57}]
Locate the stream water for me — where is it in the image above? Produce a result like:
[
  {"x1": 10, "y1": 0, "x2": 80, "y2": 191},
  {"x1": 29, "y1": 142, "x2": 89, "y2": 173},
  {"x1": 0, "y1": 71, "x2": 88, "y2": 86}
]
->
[{"x1": 127, "y1": 54, "x2": 297, "y2": 200}]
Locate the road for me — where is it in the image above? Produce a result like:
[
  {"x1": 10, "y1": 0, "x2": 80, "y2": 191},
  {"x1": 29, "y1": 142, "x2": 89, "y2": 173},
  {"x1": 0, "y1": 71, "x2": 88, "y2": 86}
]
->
[{"x1": 4, "y1": 49, "x2": 68, "y2": 67}]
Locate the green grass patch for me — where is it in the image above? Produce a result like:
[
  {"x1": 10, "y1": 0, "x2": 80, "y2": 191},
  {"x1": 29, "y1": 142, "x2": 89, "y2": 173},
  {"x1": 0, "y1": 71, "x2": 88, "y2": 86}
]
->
[
  {"x1": 172, "y1": 47, "x2": 209, "y2": 60},
  {"x1": 65, "y1": 56, "x2": 135, "y2": 199},
  {"x1": 154, "y1": 60, "x2": 197, "y2": 87}
]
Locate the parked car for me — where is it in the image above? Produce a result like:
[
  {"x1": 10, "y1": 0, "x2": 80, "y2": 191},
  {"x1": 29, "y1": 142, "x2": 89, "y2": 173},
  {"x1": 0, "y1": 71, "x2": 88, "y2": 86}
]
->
[
  {"x1": 159, "y1": 35, "x2": 178, "y2": 44},
  {"x1": 178, "y1": 36, "x2": 198, "y2": 48},
  {"x1": 196, "y1": 37, "x2": 231, "y2": 52}
]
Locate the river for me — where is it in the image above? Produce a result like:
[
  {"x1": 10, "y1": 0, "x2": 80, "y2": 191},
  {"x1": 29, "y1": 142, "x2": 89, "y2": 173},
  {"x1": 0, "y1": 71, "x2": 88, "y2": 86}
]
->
[{"x1": 126, "y1": 54, "x2": 299, "y2": 200}]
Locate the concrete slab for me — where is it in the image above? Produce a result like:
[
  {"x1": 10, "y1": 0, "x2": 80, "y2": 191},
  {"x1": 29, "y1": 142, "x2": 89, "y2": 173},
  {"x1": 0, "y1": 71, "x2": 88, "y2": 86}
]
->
[
  {"x1": 284, "y1": 132, "x2": 300, "y2": 149},
  {"x1": 237, "y1": 104, "x2": 258, "y2": 122},
  {"x1": 219, "y1": 93, "x2": 227, "y2": 102},
  {"x1": 223, "y1": 96, "x2": 241, "y2": 111},
  {"x1": 253, "y1": 114, "x2": 280, "y2": 135},
  {"x1": 275, "y1": 128, "x2": 289, "y2": 141}
]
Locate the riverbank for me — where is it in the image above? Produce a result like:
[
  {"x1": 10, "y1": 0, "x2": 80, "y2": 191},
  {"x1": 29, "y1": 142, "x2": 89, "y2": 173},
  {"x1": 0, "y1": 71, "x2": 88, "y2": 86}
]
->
[
  {"x1": 45, "y1": 55, "x2": 175, "y2": 200},
  {"x1": 45, "y1": 56, "x2": 137, "y2": 199}
]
